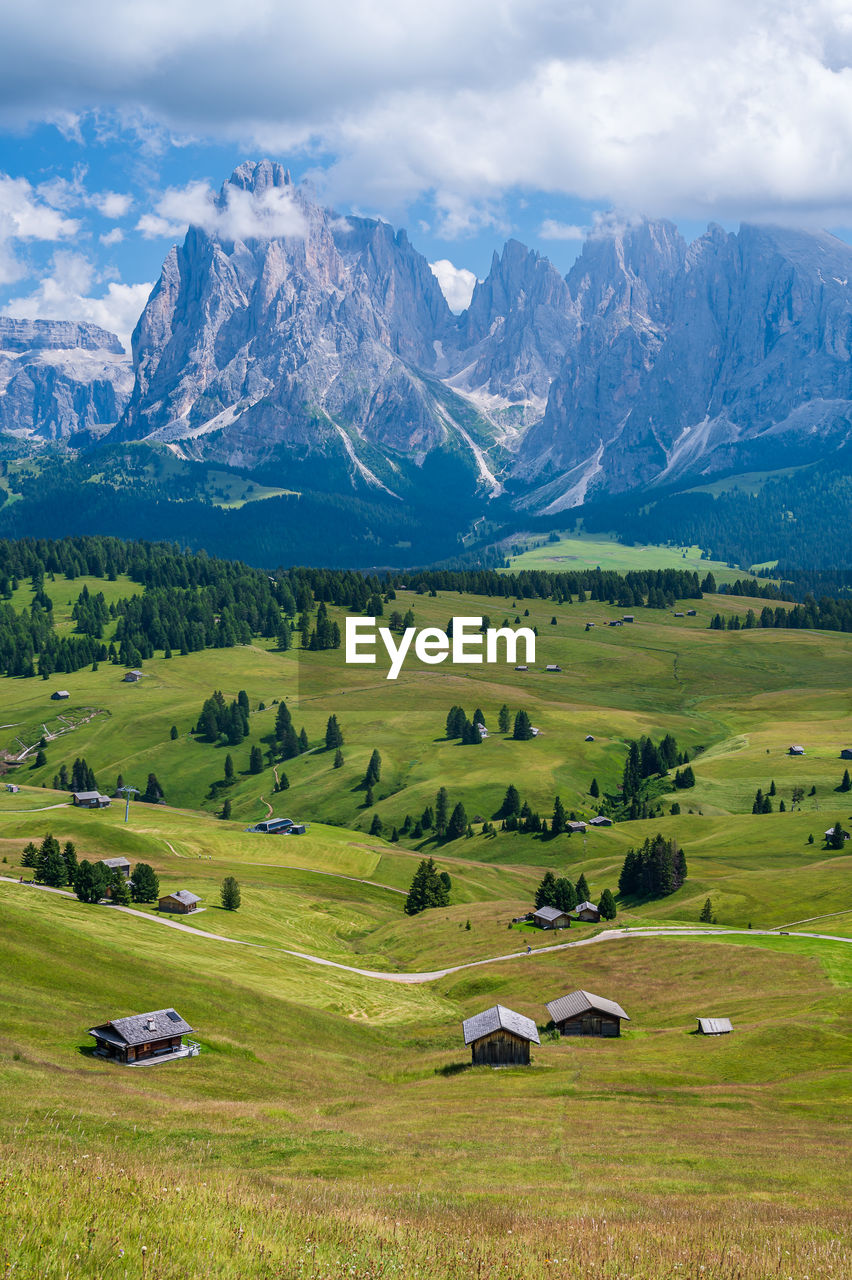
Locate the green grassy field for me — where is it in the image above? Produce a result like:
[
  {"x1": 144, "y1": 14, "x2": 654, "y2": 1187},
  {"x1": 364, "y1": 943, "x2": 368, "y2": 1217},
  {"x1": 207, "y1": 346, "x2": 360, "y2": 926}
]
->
[
  {"x1": 506, "y1": 531, "x2": 759, "y2": 581},
  {"x1": 1, "y1": 568, "x2": 850, "y2": 1276}
]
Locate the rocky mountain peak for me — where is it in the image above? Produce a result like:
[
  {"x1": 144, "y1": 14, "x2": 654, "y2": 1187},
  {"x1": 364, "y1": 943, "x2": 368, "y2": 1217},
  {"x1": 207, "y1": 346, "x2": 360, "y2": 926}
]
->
[{"x1": 224, "y1": 159, "x2": 293, "y2": 197}]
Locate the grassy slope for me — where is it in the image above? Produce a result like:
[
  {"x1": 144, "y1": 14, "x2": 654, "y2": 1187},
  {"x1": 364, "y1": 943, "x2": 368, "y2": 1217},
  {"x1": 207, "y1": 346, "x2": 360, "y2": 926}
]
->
[
  {"x1": 1, "y1": 571, "x2": 851, "y2": 1276},
  {"x1": 505, "y1": 531, "x2": 759, "y2": 581}
]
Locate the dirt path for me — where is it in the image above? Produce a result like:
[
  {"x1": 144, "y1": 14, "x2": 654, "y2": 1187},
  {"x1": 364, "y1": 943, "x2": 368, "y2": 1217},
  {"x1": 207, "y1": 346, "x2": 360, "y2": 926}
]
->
[{"x1": 3, "y1": 877, "x2": 850, "y2": 985}]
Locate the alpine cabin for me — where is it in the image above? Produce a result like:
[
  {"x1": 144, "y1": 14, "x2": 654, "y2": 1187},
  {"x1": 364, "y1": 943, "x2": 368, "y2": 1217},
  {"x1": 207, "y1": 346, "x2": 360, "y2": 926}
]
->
[
  {"x1": 546, "y1": 989, "x2": 630, "y2": 1037},
  {"x1": 462, "y1": 1005, "x2": 540, "y2": 1066}
]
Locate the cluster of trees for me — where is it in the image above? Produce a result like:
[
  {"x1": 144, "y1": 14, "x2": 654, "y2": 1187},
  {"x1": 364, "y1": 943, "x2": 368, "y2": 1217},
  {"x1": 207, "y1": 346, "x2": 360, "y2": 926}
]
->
[
  {"x1": 534, "y1": 869, "x2": 617, "y2": 920},
  {"x1": 404, "y1": 857, "x2": 451, "y2": 915},
  {"x1": 710, "y1": 597, "x2": 852, "y2": 632},
  {"x1": 445, "y1": 704, "x2": 492, "y2": 745},
  {"x1": 618, "y1": 834, "x2": 688, "y2": 900},
  {"x1": 673, "y1": 766, "x2": 696, "y2": 789},
  {"x1": 195, "y1": 689, "x2": 252, "y2": 745},
  {"x1": 298, "y1": 601, "x2": 342, "y2": 650},
  {"x1": 21, "y1": 834, "x2": 78, "y2": 887},
  {"x1": 71, "y1": 584, "x2": 111, "y2": 638},
  {"x1": 21, "y1": 835, "x2": 161, "y2": 904},
  {"x1": 387, "y1": 565, "x2": 704, "y2": 610},
  {"x1": 52, "y1": 757, "x2": 98, "y2": 793},
  {"x1": 825, "y1": 822, "x2": 849, "y2": 850},
  {"x1": 274, "y1": 702, "x2": 310, "y2": 761},
  {"x1": 362, "y1": 749, "x2": 382, "y2": 802}
]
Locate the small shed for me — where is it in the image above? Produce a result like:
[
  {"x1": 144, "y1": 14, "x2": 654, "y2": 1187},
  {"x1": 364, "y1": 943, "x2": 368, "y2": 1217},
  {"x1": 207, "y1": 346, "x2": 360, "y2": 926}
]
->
[
  {"x1": 73, "y1": 791, "x2": 111, "y2": 808},
  {"x1": 88, "y1": 1008, "x2": 197, "y2": 1065},
  {"x1": 546, "y1": 989, "x2": 630, "y2": 1037},
  {"x1": 6, "y1": 783, "x2": 19, "y2": 793},
  {"x1": 687, "y1": 609, "x2": 697, "y2": 616},
  {"x1": 51, "y1": 690, "x2": 70, "y2": 700},
  {"x1": 840, "y1": 748, "x2": 852, "y2": 760},
  {"x1": 288, "y1": 823, "x2": 307, "y2": 835},
  {"x1": 575, "y1": 900, "x2": 601, "y2": 922},
  {"x1": 589, "y1": 814, "x2": 612, "y2": 827},
  {"x1": 462, "y1": 1005, "x2": 540, "y2": 1066},
  {"x1": 159, "y1": 890, "x2": 201, "y2": 914},
  {"x1": 674, "y1": 611, "x2": 685, "y2": 617},
  {"x1": 584, "y1": 734, "x2": 595, "y2": 741},
  {"x1": 515, "y1": 664, "x2": 528, "y2": 671},
  {"x1": 545, "y1": 664, "x2": 562, "y2": 672},
  {"x1": 567, "y1": 820, "x2": 587, "y2": 834},
  {"x1": 123, "y1": 670, "x2": 143, "y2": 682},
  {"x1": 697, "y1": 1017, "x2": 733, "y2": 1035},
  {"x1": 533, "y1": 905, "x2": 572, "y2": 930},
  {"x1": 788, "y1": 744, "x2": 805, "y2": 755},
  {"x1": 623, "y1": 615, "x2": 634, "y2": 622},
  {"x1": 100, "y1": 856, "x2": 131, "y2": 877},
  {"x1": 824, "y1": 826, "x2": 850, "y2": 842}
]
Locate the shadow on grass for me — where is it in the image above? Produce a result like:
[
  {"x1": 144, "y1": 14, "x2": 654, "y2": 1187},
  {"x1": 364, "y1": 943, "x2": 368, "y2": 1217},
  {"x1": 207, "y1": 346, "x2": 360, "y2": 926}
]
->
[{"x1": 435, "y1": 1061, "x2": 471, "y2": 1077}]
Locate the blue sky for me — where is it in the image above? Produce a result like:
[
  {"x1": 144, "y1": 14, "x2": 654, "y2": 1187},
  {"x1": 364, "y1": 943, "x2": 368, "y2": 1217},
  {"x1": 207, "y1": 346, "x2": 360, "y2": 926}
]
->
[{"x1": 2, "y1": 2, "x2": 852, "y2": 346}]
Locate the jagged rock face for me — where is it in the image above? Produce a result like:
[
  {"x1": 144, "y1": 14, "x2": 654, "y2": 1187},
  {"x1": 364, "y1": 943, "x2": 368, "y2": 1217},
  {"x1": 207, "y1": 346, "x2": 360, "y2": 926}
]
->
[
  {"x1": 117, "y1": 160, "x2": 474, "y2": 487},
  {"x1": 517, "y1": 220, "x2": 852, "y2": 510},
  {"x1": 440, "y1": 240, "x2": 576, "y2": 422},
  {"x1": 0, "y1": 319, "x2": 132, "y2": 441}
]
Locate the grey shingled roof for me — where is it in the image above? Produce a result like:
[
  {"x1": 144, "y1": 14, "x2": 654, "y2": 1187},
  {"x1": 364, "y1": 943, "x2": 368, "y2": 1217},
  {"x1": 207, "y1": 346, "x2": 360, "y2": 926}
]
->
[
  {"x1": 575, "y1": 901, "x2": 599, "y2": 913},
  {"x1": 462, "y1": 1005, "x2": 540, "y2": 1046},
  {"x1": 100, "y1": 856, "x2": 130, "y2": 868},
  {"x1": 75, "y1": 791, "x2": 107, "y2": 802},
  {"x1": 534, "y1": 905, "x2": 569, "y2": 922},
  {"x1": 698, "y1": 1017, "x2": 733, "y2": 1034},
  {"x1": 91, "y1": 1009, "x2": 193, "y2": 1046},
  {"x1": 546, "y1": 989, "x2": 630, "y2": 1023},
  {"x1": 163, "y1": 890, "x2": 201, "y2": 905}
]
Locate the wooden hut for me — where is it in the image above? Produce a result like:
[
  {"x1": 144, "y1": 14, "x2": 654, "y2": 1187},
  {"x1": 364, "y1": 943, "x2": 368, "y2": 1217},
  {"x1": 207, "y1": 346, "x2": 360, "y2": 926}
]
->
[
  {"x1": 88, "y1": 1009, "x2": 198, "y2": 1065},
  {"x1": 532, "y1": 905, "x2": 572, "y2": 930},
  {"x1": 575, "y1": 900, "x2": 601, "y2": 922},
  {"x1": 73, "y1": 791, "x2": 111, "y2": 809},
  {"x1": 697, "y1": 1017, "x2": 733, "y2": 1035},
  {"x1": 546, "y1": 989, "x2": 630, "y2": 1037},
  {"x1": 159, "y1": 890, "x2": 201, "y2": 914},
  {"x1": 99, "y1": 856, "x2": 130, "y2": 877},
  {"x1": 462, "y1": 1005, "x2": 540, "y2": 1066}
]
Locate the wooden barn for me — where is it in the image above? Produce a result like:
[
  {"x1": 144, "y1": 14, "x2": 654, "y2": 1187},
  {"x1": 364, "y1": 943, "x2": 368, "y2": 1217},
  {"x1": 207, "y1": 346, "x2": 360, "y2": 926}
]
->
[
  {"x1": 159, "y1": 890, "x2": 201, "y2": 914},
  {"x1": 575, "y1": 900, "x2": 601, "y2": 922},
  {"x1": 841, "y1": 748, "x2": 852, "y2": 760},
  {"x1": 697, "y1": 1017, "x2": 733, "y2": 1035},
  {"x1": 546, "y1": 989, "x2": 630, "y2": 1037},
  {"x1": 533, "y1": 905, "x2": 572, "y2": 930},
  {"x1": 589, "y1": 815, "x2": 612, "y2": 827},
  {"x1": 88, "y1": 1009, "x2": 199, "y2": 1065},
  {"x1": 462, "y1": 1005, "x2": 540, "y2": 1066},
  {"x1": 100, "y1": 856, "x2": 130, "y2": 877},
  {"x1": 73, "y1": 791, "x2": 111, "y2": 809}
]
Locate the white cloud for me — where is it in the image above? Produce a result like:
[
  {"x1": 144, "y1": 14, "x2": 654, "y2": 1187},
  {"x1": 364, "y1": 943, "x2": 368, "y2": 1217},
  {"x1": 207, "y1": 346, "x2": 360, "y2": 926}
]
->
[
  {"x1": 0, "y1": 173, "x2": 80, "y2": 285},
  {"x1": 99, "y1": 227, "x2": 124, "y2": 246},
  {"x1": 3, "y1": 4, "x2": 852, "y2": 227},
  {"x1": 429, "y1": 259, "x2": 478, "y2": 312},
  {"x1": 539, "y1": 219, "x2": 585, "y2": 241},
  {"x1": 91, "y1": 190, "x2": 133, "y2": 219},
  {"x1": 35, "y1": 170, "x2": 132, "y2": 219},
  {"x1": 2, "y1": 250, "x2": 151, "y2": 350},
  {"x1": 137, "y1": 177, "x2": 307, "y2": 241}
]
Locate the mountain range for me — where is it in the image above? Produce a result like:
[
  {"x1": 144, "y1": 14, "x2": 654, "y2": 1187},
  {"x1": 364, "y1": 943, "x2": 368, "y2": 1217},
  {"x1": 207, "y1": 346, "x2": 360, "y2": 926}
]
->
[{"x1": 2, "y1": 159, "x2": 852, "y2": 527}]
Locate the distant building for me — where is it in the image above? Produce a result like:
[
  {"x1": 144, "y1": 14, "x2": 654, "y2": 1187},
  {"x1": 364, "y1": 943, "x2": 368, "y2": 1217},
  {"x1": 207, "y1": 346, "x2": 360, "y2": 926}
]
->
[
  {"x1": 788, "y1": 745, "x2": 806, "y2": 756},
  {"x1": 697, "y1": 1017, "x2": 733, "y2": 1035},
  {"x1": 589, "y1": 815, "x2": 612, "y2": 827},
  {"x1": 575, "y1": 900, "x2": 601, "y2": 922},
  {"x1": 566, "y1": 820, "x2": 587, "y2": 834},
  {"x1": 462, "y1": 1005, "x2": 540, "y2": 1066},
  {"x1": 840, "y1": 748, "x2": 852, "y2": 760},
  {"x1": 253, "y1": 817, "x2": 293, "y2": 834},
  {"x1": 824, "y1": 827, "x2": 850, "y2": 842},
  {"x1": 687, "y1": 609, "x2": 697, "y2": 616},
  {"x1": 159, "y1": 890, "x2": 201, "y2": 913},
  {"x1": 6, "y1": 783, "x2": 19, "y2": 793},
  {"x1": 51, "y1": 690, "x2": 70, "y2": 700},
  {"x1": 584, "y1": 734, "x2": 595, "y2": 741},
  {"x1": 88, "y1": 1008, "x2": 198, "y2": 1065},
  {"x1": 73, "y1": 791, "x2": 111, "y2": 809},
  {"x1": 100, "y1": 856, "x2": 130, "y2": 877},
  {"x1": 123, "y1": 670, "x2": 143, "y2": 682},
  {"x1": 515, "y1": 665, "x2": 528, "y2": 671},
  {"x1": 545, "y1": 664, "x2": 562, "y2": 672},
  {"x1": 623, "y1": 615, "x2": 634, "y2": 622},
  {"x1": 532, "y1": 905, "x2": 572, "y2": 930},
  {"x1": 674, "y1": 612, "x2": 685, "y2": 617},
  {"x1": 530, "y1": 727, "x2": 540, "y2": 737},
  {"x1": 546, "y1": 989, "x2": 630, "y2": 1037}
]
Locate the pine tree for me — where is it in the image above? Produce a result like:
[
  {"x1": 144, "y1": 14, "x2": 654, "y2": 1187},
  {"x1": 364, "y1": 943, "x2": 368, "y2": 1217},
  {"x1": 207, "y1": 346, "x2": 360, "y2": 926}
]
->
[
  {"x1": 551, "y1": 795, "x2": 567, "y2": 836},
  {"x1": 512, "y1": 709, "x2": 534, "y2": 740},
  {"x1": 221, "y1": 798, "x2": 232, "y2": 820},
  {"x1": 598, "y1": 888, "x2": 617, "y2": 920},
  {"x1": 472, "y1": 707, "x2": 485, "y2": 728},
  {"x1": 62, "y1": 840, "x2": 78, "y2": 885},
  {"x1": 220, "y1": 876, "x2": 241, "y2": 911},
  {"x1": 224, "y1": 753, "x2": 235, "y2": 781},
  {"x1": 499, "y1": 784, "x2": 521, "y2": 818},
  {"x1": 130, "y1": 863, "x2": 159, "y2": 903},
  {"x1": 170, "y1": 725, "x2": 179, "y2": 740},
  {"x1": 575, "y1": 873, "x2": 591, "y2": 903},
  {"x1": 34, "y1": 748, "x2": 46, "y2": 767},
  {"x1": 435, "y1": 786, "x2": 449, "y2": 837},
  {"x1": 535, "y1": 871, "x2": 558, "y2": 909},
  {"x1": 333, "y1": 748, "x2": 344, "y2": 768},
  {"x1": 37, "y1": 835, "x2": 66, "y2": 887},
  {"x1": 590, "y1": 777, "x2": 600, "y2": 799},
  {"x1": 325, "y1": 715, "x2": 344, "y2": 750},
  {"x1": 553, "y1": 877, "x2": 577, "y2": 912},
  {"x1": 108, "y1": 869, "x2": 131, "y2": 906},
  {"x1": 21, "y1": 842, "x2": 38, "y2": 869},
  {"x1": 840, "y1": 769, "x2": 851, "y2": 793},
  {"x1": 278, "y1": 771, "x2": 289, "y2": 791},
  {"x1": 827, "y1": 822, "x2": 847, "y2": 850},
  {"x1": 404, "y1": 857, "x2": 450, "y2": 915},
  {"x1": 769, "y1": 779, "x2": 776, "y2": 796},
  {"x1": 73, "y1": 859, "x2": 110, "y2": 903},
  {"x1": 369, "y1": 813, "x2": 384, "y2": 836},
  {"x1": 298, "y1": 727, "x2": 309, "y2": 753},
  {"x1": 249, "y1": 745, "x2": 263, "y2": 774},
  {"x1": 498, "y1": 704, "x2": 511, "y2": 734},
  {"x1": 446, "y1": 802, "x2": 468, "y2": 840},
  {"x1": 699, "y1": 897, "x2": 715, "y2": 923},
  {"x1": 143, "y1": 772, "x2": 164, "y2": 804}
]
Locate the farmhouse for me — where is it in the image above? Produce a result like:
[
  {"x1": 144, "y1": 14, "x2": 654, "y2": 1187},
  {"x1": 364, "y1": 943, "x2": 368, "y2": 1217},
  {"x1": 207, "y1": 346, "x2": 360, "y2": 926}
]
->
[
  {"x1": 788, "y1": 745, "x2": 806, "y2": 755},
  {"x1": 123, "y1": 670, "x2": 143, "y2": 682},
  {"x1": 546, "y1": 989, "x2": 630, "y2": 1037},
  {"x1": 100, "y1": 856, "x2": 130, "y2": 877},
  {"x1": 159, "y1": 890, "x2": 201, "y2": 913},
  {"x1": 567, "y1": 820, "x2": 587, "y2": 833},
  {"x1": 533, "y1": 905, "x2": 572, "y2": 930},
  {"x1": 462, "y1": 1005, "x2": 540, "y2": 1066},
  {"x1": 589, "y1": 815, "x2": 612, "y2": 826},
  {"x1": 697, "y1": 1017, "x2": 733, "y2": 1035},
  {"x1": 575, "y1": 900, "x2": 601, "y2": 922},
  {"x1": 88, "y1": 1008, "x2": 198, "y2": 1065},
  {"x1": 51, "y1": 690, "x2": 69, "y2": 700},
  {"x1": 73, "y1": 791, "x2": 111, "y2": 808}
]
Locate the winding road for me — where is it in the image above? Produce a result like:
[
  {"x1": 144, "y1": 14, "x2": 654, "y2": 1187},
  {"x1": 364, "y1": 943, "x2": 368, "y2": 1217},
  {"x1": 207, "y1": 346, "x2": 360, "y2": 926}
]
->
[{"x1": 2, "y1": 876, "x2": 849, "y2": 985}]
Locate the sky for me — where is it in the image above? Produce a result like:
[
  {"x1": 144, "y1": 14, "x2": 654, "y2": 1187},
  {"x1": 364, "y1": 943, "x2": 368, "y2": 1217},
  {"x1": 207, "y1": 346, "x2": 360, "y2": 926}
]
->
[{"x1": 2, "y1": 0, "x2": 852, "y2": 348}]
